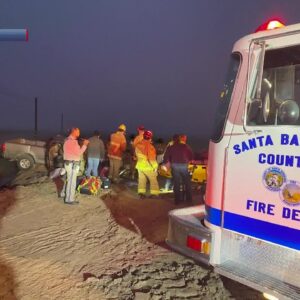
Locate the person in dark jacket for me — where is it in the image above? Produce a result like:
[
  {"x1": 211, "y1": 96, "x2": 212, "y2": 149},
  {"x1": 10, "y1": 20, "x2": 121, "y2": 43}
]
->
[
  {"x1": 163, "y1": 134, "x2": 193, "y2": 204},
  {"x1": 85, "y1": 130, "x2": 105, "y2": 177}
]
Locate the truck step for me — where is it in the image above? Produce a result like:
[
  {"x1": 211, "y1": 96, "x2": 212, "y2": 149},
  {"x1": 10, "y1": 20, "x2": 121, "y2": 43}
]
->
[{"x1": 215, "y1": 260, "x2": 300, "y2": 300}]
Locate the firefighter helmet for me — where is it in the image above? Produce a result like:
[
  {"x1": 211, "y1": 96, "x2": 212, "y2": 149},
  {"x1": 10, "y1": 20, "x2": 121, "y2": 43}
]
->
[
  {"x1": 118, "y1": 124, "x2": 126, "y2": 131},
  {"x1": 143, "y1": 130, "x2": 153, "y2": 140}
]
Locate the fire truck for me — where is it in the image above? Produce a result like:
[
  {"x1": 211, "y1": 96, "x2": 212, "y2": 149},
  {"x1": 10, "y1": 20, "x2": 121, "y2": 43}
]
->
[{"x1": 167, "y1": 20, "x2": 300, "y2": 300}]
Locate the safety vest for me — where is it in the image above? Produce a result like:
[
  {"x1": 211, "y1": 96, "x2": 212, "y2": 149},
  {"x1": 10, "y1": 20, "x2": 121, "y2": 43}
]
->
[
  {"x1": 107, "y1": 131, "x2": 127, "y2": 160},
  {"x1": 135, "y1": 140, "x2": 158, "y2": 171}
]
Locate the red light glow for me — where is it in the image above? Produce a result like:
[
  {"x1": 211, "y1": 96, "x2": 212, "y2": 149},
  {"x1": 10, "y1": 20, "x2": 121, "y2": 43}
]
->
[
  {"x1": 255, "y1": 19, "x2": 285, "y2": 33},
  {"x1": 1, "y1": 144, "x2": 6, "y2": 153}
]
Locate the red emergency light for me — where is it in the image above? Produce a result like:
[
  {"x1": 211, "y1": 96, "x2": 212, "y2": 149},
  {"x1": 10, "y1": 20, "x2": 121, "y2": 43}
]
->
[
  {"x1": 0, "y1": 144, "x2": 6, "y2": 153},
  {"x1": 255, "y1": 19, "x2": 285, "y2": 33}
]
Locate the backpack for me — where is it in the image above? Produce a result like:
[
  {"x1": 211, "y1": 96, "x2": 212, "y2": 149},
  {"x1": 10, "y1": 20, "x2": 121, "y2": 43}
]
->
[
  {"x1": 100, "y1": 177, "x2": 111, "y2": 189},
  {"x1": 77, "y1": 176, "x2": 101, "y2": 195}
]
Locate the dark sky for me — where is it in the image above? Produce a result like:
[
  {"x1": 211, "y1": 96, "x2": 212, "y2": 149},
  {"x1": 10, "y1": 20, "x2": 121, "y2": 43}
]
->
[{"x1": 1, "y1": 1, "x2": 300, "y2": 137}]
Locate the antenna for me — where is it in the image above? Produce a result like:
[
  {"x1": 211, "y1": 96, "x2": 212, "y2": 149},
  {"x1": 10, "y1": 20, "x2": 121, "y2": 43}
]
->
[{"x1": 34, "y1": 97, "x2": 38, "y2": 136}]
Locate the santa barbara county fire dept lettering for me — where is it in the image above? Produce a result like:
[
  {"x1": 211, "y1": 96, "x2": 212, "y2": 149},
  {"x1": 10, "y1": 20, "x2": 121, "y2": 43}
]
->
[
  {"x1": 282, "y1": 207, "x2": 300, "y2": 221},
  {"x1": 246, "y1": 199, "x2": 300, "y2": 222},
  {"x1": 258, "y1": 154, "x2": 300, "y2": 168},
  {"x1": 246, "y1": 200, "x2": 275, "y2": 215},
  {"x1": 233, "y1": 134, "x2": 300, "y2": 168},
  {"x1": 233, "y1": 135, "x2": 273, "y2": 154}
]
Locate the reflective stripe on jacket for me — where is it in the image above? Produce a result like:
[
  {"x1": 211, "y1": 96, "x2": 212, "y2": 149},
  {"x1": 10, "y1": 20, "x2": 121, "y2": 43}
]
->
[
  {"x1": 135, "y1": 140, "x2": 158, "y2": 171},
  {"x1": 107, "y1": 131, "x2": 127, "y2": 160}
]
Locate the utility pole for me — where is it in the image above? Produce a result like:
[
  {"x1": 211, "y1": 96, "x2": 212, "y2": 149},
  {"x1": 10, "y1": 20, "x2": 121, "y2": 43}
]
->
[
  {"x1": 34, "y1": 97, "x2": 38, "y2": 136},
  {"x1": 60, "y1": 112, "x2": 64, "y2": 133}
]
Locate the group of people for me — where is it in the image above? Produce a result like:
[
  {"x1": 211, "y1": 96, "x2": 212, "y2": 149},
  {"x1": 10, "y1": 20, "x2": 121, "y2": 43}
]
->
[{"x1": 60, "y1": 125, "x2": 194, "y2": 206}]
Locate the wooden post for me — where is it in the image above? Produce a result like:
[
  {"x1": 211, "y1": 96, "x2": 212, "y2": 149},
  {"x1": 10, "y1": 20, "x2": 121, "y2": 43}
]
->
[{"x1": 34, "y1": 97, "x2": 38, "y2": 136}]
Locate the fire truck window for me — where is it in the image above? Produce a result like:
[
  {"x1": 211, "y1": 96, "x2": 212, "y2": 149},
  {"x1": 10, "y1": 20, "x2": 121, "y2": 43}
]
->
[
  {"x1": 211, "y1": 53, "x2": 241, "y2": 142},
  {"x1": 247, "y1": 44, "x2": 300, "y2": 126}
]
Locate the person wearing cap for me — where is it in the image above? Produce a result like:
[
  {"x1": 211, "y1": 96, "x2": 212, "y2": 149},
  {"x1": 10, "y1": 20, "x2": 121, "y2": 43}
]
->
[
  {"x1": 61, "y1": 127, "x2": 89, "y2": 205},
  {"x1": 107, "y1": 124, "x2": 127, "y2": 183},
  {"x1": 135, "y1": 130, "x2": 160, "y2": 198},
  {"x1": 85, "y1": 130, "x2": 105, "y2": 177},
  {"x1": 162, "y1": 134, "x2": 193, "y2": 204}
]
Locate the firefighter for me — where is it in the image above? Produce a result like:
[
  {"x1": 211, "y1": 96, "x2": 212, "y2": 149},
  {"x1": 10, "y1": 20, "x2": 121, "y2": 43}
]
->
[
  {"x1": 130, "y1": 125, "x2": 145, "y2": 179},
  {"x1": 135, "y1": 130, "x2": 160, "y2": 198},
  {"x1": 107, "y1": 124, "x2": 127, "y2": 183},
  {"x1": 133, "y1": 125, "x2": 145, "y2": 147}
]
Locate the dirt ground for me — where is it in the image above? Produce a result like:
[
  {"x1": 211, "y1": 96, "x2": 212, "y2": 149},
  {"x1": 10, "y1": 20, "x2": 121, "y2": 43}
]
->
[{"x1": 0, "y1": 167, "x2": 263, "y2": 299}]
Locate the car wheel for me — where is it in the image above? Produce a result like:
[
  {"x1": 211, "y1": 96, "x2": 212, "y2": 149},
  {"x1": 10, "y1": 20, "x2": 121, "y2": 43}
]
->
[{"x1": 17, "y1": 154, "x2": 35, "y2": 170}]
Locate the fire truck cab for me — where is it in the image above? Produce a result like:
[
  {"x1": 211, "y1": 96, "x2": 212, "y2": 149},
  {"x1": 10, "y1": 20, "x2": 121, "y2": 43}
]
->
[{"x1": 167, "y1": 20, "x2": 300, "y2": 300}]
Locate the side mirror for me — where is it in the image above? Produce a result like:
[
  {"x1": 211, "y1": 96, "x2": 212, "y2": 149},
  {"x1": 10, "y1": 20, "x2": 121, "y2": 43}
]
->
[{"x1": 278, "y1": 100, "x2": 300, "y2": 124}]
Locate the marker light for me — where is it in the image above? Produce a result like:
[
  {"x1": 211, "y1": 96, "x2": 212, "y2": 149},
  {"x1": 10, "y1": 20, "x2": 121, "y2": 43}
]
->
[
  {"x1": 263, "y1": 293, "x2": 279, "y2": 300},
  {"x1": 255, "y1": 19, "x2": 285, "y2": 33},
  {"x1": 186, "y1": 235, "x2": 210, "y2": 254}
]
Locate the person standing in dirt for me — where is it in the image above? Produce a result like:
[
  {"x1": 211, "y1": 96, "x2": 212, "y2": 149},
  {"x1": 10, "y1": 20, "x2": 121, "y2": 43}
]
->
[
  {"x1": 85, "y1": 130, "x2": 105, "y2": 177},
  {"x1": 135, "y1": 130, "x2": 160, "y2": 199},
  {"x1": 160, "y1": 134, "x2": 179, "y2": 192},
  {"x1": 162, "y1": 134, "x2": 193, "y2": 204},
  {"x1": 61, "y1": 127, "x2": 89, "y2": 205},
  {"x1": 107, "y1": 124, "x2": 127, "y2": 183},
  {"x1": 130, "y1": 125, "x2": 145, "y2": 179}
]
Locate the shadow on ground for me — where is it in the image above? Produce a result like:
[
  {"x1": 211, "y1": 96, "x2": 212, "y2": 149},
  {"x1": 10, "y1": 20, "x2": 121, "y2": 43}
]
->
[
  {"x1": 221, "y1": 276, "x2": 265, "y2": 300},
  {"x1": 101, "y1": 179, "x2": 203, "y2": 249},
  {"x1": 0, "y1": 158, "x2": 18, "y2": 189}
]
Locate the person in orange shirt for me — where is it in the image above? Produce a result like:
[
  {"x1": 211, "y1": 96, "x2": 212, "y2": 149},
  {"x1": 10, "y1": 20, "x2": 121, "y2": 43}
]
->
[
  {"x1": 107, "y1": 124, "x2": 127, "y2": 183},
  {"x1": 135, "y1": 130, "x2": 160, "y2": 198}
]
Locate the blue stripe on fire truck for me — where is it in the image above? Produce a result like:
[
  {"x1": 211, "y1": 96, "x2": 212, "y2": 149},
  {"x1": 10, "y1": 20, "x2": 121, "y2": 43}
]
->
[{"x1": 206, "y1": 205, "x2": 300, "y2": 251}]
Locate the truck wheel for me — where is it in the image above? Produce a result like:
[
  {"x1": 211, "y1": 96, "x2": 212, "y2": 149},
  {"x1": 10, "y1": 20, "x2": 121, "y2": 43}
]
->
[{"x1": 17, "y1": 154, "x2": 35, "y2": 170}]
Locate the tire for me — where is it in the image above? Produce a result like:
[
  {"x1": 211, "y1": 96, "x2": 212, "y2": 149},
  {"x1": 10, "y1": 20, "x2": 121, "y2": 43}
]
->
[{"x1": 17, "y1": 154, "x2": 35, "y2": 170}]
